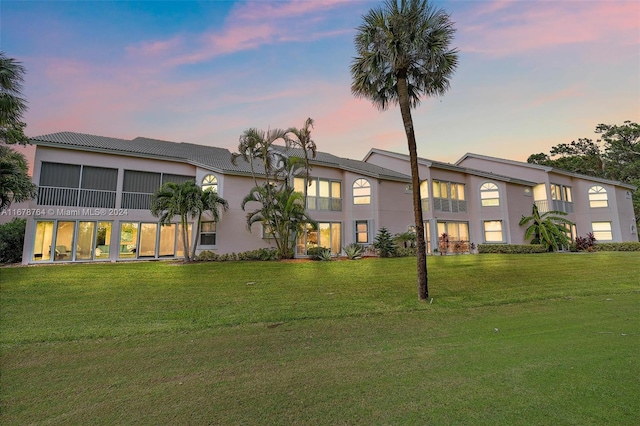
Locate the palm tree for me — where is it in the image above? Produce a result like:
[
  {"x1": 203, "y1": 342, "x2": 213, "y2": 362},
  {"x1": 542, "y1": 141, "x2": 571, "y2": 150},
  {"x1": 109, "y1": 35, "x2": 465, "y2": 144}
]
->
[
  {"x1": 150, "y1": 180, "x2": 201, "y2": 262},
  {"x1": 351, "y1": 0, "x2": 458, "y2": 300},
  {"x1": 231, "y1": 127, "x2": 288, "y2": 187},
  {"x1": 191, "y1": 188, "x2": 229, "y2": 260},
  {"x1": 0, "y1": 51, "x2": 29, "y2": 145},
  {"x1": 242, "y1": 183, "x2": 316, "y2": 259},
  {"x1": 519, "y1": 204, "x2": 574, "y2": 252},
  {"x1": 0, "y1": 145, "x2": 37, "y2": 209},
  {"x1": 285, "y1": 117, "x2": 317, "y2": 200}
]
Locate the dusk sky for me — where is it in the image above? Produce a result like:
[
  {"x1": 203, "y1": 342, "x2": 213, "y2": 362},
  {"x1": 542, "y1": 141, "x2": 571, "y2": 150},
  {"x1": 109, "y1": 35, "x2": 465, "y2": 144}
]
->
[{"x1": 2, "y1": 0, "x2": 639, "y2": 164}]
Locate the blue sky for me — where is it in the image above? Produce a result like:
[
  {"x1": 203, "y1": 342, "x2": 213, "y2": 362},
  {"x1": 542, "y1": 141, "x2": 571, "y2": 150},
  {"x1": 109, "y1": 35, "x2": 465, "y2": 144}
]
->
[{"x1": 2, "y1": 0, "x2": 639, "y2": 163}]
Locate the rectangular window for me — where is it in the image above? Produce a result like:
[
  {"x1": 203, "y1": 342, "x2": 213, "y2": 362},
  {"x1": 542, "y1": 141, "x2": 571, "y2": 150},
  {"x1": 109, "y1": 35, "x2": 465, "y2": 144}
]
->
[
  {"x1": 436, "y1": 221, "x2": 470, "y2": 253},
  {"x1": 38, "y1": 162, "x2": 117, "y2": 208},
  {"x1": 356, "y1": 220, "x2": 369, "y2": 244},
  {"x1": 297, "y1": 178, "x2": 342, "y2": 211},
  {"x1": 483, "y1": 221, "x2": 504, "y2": 243},
  {"x1": 122, "y1": 170, "x2": 161, "y2": 209},
  {"x1": 592, "y1": 222, "x2": 613, "y2": 241},
  {"x1": 76, "y1": 221, "x2": 96, "y2": 260},
  {"x1": 420, "y1": 181, "x2": 429, "y2": 212},
  {"x1": 32, "y1": 221, "x2": 54, "y2": 261},
  {"x1": 158, "y1": 224, "x2": 176, "y2": 256},
  {"x1": 200, "y1": 221, "x2": 217, "y2": 245},
  {"x1": 432, "y1": 180, "x2": 466, "y2": 212},
  {"x1": 550, "y1": 183, "x2": 574, "y2": 213},
  {"x1": 95, "y1": 222, "x2": 112, "y2": 259},
  {"x1": 161, "y1": 174, "x2": 194, "y2": 185},
  {"x1": 119, "y1": 222, "x2": 139, "y2": 258},
  {"x1": 54, "y1": 221, "x2": 75, "y2": 261},
  {"x1": 138, "y1": 223, "x2": 158, "y2": 257}
]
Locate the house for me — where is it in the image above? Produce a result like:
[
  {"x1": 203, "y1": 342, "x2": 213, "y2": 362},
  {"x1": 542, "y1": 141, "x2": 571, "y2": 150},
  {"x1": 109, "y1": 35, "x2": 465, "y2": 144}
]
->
[
  {"x1": 21, "y1": 132, "x2": 413, "y2": 264},
  {"x1": 364, "y1": 149, "x2": 637, "y2": 250},
  {"x1": 19, "y1": 132, "x2": 637, "y2": 264}
]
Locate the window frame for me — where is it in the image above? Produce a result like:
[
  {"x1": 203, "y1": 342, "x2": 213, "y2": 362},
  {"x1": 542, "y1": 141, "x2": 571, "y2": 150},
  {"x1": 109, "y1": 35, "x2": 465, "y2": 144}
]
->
[
  {"x1": 588, "y1": 185, "x2": 608, "y2": 208},
  {"x1": 355, "y1": 220, "x2": 369, "y2": 244},
  {"x1": 353, "y1": 178, "x2": 371, "y2": 205},
  {"x1": 480, "y1": 182, "x2": 500, "y2": 207},
  {"x1": 202, "y1": 174, "x2": 218, "y2": 193},
  {"x1": 591, "y1": 221, "x2": 613, "y2": 241},
  {"x1": 200, "y1": 221, "x2": 218, "y2": 246},
  {"x1": 483, "y1": 220, "x2": 504, "y2": 243}
]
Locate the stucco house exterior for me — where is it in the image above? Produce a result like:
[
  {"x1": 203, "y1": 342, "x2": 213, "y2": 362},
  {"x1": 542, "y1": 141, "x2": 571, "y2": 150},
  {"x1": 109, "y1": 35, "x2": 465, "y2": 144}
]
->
[
  {"x1": 20, "y1": 132, "x2": 413, "y2": 264},
  {"x1": 17, "y1": 132, "x2": 637, "y2": 264}
]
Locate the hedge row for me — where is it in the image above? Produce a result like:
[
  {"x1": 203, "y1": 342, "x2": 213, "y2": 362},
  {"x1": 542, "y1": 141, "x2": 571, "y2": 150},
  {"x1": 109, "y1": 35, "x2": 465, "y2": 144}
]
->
[
  {"x1": 478, "y1": 244, "x2": 547, "y2": 254},
  {"x1": 196, "y1": 248, "x2": 278, "y2": 261},
  {"x1": 593, "y1": 242, "x2": 640, "y2": 252}
]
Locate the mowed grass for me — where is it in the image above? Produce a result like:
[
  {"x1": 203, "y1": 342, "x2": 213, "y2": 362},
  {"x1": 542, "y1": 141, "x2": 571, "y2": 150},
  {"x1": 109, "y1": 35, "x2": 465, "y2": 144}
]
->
[{"x1": 1, "y1": 253, "x2": 639, "y2": 424}]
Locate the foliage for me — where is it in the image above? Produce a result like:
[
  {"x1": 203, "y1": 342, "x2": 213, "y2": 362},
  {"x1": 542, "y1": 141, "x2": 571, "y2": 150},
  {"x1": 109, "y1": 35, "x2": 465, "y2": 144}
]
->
[
  {"x1": 306, "y1": 247, "x2": 328, "y2": 258},
  {"x1": 519, "y1": 204, "x2": 574, "y2": 251},
  {"x1": 572, "y1": 233, "x2": 597, "y2": 252},
  {"x1": 150, "y1": 180, "x2": 228, "y2": 262},
  {"x1": 196, "y1": 248, "x2": 279, "y2": 262},
  {"x1": 592, "y1": 242, "x2": 640, "y2": 252},
  {"x1": 528, "y1": 121, "x2": 640, "y2": 229},
  {"x1": 343, "y1": 243, "x2": 364, "y2": 260},
  {"x1": 373, "y1": 227, "x2": 398, "y2": 258},
  {"x1": 0, "y1": 145, "x2": 37, "y2": 209},
  {"x1": 478, "y1": 244, "x2": 547, "y2": 254},
  {"x1": 393, "y1": 230, "x2": 416, "y2": 248},
  {"x1": 351, "y1": 0, "x2": 459, "y2": 300},
  {"x1": 315, "y1": 248, "x2": 333, "y2": 261},
  {"x1": 0, "y1": 52, "x2": 29, "y2": 145},
  {"x1": 233, "y1": 121, "x2": 318, "y2": 259},
  {"x1": 396, "y1": 246, "x2": 417, "y2": 257},
  {"x1": 438, "y1": 233, "x2": 449, "y2": 255},
  {"x1": 0, "y1": 217, "x2": 26, "y2": 263}
]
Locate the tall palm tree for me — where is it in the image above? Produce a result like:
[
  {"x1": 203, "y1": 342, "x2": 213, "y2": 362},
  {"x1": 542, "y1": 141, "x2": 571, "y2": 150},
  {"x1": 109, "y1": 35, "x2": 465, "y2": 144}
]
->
[
  {"x1": 351, "y1": 0, "x2": 458, "y2": 300},
  {"x1": 0, "y1": 51, "x2": 29, "y2": 145},
  {"x1": 519, "y1": 204, "x2": 574, "y2": 252},
  {"x1": 150, "y1": 180, "x2": 201, "y2": 262},
  {"x1": 191, "y1": 188, "x2": 229, "y2": 260},
  {"x1": 285, "y1": 117, "x2": 317, "y2": 200}
]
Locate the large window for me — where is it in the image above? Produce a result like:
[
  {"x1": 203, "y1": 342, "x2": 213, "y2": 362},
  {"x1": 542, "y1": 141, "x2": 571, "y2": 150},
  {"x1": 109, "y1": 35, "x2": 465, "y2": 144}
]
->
[
  {"x1": 592, "y1": 222, "x2": 613, "y2": 241},
  {"x1": 483, "y1": 220, "x2": 504, "y2": 242},
  {"x1": 294, "y1": 177, "x2": 341, "y2": 211},
  {"x1": 38, "y1": 162, "x2": 117, "y2": 208},
  {"x1": 436, "y1": 221, "x2": 470, "y2": 253},
  {"x1": 200, "y1": 221, "x2": 217, "y2": 245},
  {"x1": 296, "y1": 222, "x2": 342, "y2": 255},
  {"x1": 588, "y1": 185, "x2": 608, "y2": 208},
  {"x1": 353, "y1": 179, "x2": 371, "y2": 205},
  {"x1": 550, "y1": 183, "x2": 573, "y2": 213},
  {"x1": 31, "y1": 220, "x2": 112, "y2": 262},
  {"x1": 480, "y1": 182, "x2": 500, "y2": 207},
  {"x1": 202, "y1": 174, "x2": 218, "y2": 193},
  {"x1": 420, "y1": 181, "x2": 429, "y2": 212},
  {"x1": 433, "y1": 180, "x2": 466, "y2": 212}
]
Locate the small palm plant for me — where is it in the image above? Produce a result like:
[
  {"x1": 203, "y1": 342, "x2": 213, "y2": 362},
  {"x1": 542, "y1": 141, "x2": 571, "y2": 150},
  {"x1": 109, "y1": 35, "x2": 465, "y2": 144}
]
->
[
  {"x1": 343, "y1": 243, "x2": 364, "y2": 260},
  {"x1": 519, "y1": 204, "x2": 574, "y2": 252}
]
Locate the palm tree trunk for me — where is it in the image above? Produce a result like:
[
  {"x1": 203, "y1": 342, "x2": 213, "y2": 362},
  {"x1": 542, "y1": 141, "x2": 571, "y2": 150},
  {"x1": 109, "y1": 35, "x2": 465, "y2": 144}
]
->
[
  {"x1": 397, "y1": 74, "x2": 429, "y2": 300},
  {"x1": 181, "y1": 214, "x2": 191, "y2": 262}
]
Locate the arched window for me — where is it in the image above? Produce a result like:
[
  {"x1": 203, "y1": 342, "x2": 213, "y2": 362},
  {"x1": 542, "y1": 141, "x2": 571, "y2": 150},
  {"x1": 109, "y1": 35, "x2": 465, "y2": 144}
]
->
[
  {"x1": 588, "y1": 185, "x2": 608, "y2": 208},
  {"x1": 480, "y1": 182, "x2": 500, "y2": 207},
  {"x1": 353, "y1": 178, "x2": 371, "y2": 205},
  {"x1": 202, "y1": 174, "x2": 218, "y2": 193}
]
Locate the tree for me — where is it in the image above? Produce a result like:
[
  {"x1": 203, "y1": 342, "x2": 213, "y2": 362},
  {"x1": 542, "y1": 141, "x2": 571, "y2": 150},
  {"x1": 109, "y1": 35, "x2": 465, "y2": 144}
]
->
[
  {"x1": 232, "y1": 124, "x2": 316, "y2": 259},
  {"x1": 191, "y1": 188, "x2": 229, "y2": 260},
  {"x1": 285, "y1": 117, "x2": 317, "y2": 201},
  {"x1": 241, "y1": 182, "x2": 316, "y2": 259},
  {"x1": 519, "y1": 204, "x2": 574, "y2": 252},
  {"x1": 351, "y1": 0, "x2": 458, "y2": 300},
  {"x1": 0, "y1": 51, "x2": 29, "y2": 145},
  {"x1": 0, "y1": 145, "x2": 37, "y2": 209},
  {"x1": 150, "y1": 180, "x2": 202, "y2": 262},
  {"x1": 373, "y1": 227, "x2": 398, "y2": 257}
]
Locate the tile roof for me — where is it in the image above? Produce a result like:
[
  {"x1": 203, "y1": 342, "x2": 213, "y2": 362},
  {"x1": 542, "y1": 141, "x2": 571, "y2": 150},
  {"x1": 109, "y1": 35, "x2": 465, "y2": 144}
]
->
[{"x1": 31, "y1": 132, "x2": 411, "y2": 181}]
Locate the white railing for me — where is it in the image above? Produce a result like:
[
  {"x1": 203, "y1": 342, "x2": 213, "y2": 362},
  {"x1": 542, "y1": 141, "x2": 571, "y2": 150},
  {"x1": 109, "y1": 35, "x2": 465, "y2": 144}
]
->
[{"x1": 121, "y1": 192, "x2": 152, "y2": 210}]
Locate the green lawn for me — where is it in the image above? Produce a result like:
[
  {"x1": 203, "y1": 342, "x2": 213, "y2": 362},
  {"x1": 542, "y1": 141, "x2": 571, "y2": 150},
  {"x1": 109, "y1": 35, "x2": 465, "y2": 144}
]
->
[{"x1": 1, "y1": 253, "x2": 639, "y2": 424}]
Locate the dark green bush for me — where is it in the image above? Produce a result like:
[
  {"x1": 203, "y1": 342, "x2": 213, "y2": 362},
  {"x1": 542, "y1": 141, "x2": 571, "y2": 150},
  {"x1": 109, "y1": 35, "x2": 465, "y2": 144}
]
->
[
  {"x1": 396, "y1": 247, "x2": 416, "y2": 257},
  {"x1": 478, "y1": 244, "x2": 546, "y2": 254},
  {"x1": 593, "y1": 242, "x2": 640, "y2": 252},
  {"x1": 0, "y1": 218, "x2": 26, "y2": 264},
  {"x1": 373, "y1": 227, "x2": 398, "y2": 258},
  {"x1": 196, "y1": 248, "x2": 277, "y2": 262}
]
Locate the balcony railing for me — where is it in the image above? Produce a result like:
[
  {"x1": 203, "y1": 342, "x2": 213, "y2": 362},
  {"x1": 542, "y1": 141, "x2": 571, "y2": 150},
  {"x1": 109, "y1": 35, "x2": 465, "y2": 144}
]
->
[
  {"x1": 535, "y1": 200, "x2": 574, "y2": 214},
  {"x1": 37, "y1": 187, "x2": 116, "y2": 208},
  {"x1": 121, "y1": 192, "x2": 152, "y2": 210}
]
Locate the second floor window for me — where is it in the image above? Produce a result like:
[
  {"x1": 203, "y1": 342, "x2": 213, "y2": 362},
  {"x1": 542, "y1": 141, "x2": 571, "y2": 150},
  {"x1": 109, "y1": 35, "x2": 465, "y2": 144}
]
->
[
  {"x1": 480, "y1": 182, "x2": 500, "y2": 207},
  {"x1": 433, "y1": 180, "x2": 466, "y2": 213},
  {"x1": 202, "y1": 174, "x2": 218, "y2": 193},
  {"x1": 353, "y1": 179, "x2": 371, "y2": 205},
  {"x1": 295, "y1": 177, "x2": 342, "y2": 211},
  {"x1": 588, "y1": 185, "x2": 608, "y2": 208}
]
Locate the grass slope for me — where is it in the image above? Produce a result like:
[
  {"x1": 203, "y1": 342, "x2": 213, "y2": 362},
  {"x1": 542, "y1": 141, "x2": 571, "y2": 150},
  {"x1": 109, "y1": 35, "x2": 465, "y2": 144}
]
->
[{"x1": 1, "y1": 253, "x2": 639, "y2": 424}]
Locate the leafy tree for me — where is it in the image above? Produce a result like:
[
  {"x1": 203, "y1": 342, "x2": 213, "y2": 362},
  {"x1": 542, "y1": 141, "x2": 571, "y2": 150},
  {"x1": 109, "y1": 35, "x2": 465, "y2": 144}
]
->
[
  {"x1": 519, "y1": 204, "x2": 574, "y2": 252},
  {"x1": 373, "y1": 227, "x2": 398, "y2": 257},
  {"x1": 241, "y1": 182, "x2": 316, "y2": 259},
  {"x1": 0, "y1": 51, "x2": 29, "y2": 145},
  {"x1": 351, "y1": 0, "x2": 458, "y2": 300},
  {"x1": 150, "y1": 180, "x2": 202, "y2": 262},
  {"x1": 232, "y1": 123, "x2": 317, "y2": 259},
  {"x1": 191, "y1": 188, "x2": 229, "y2": 260},
  {"x1": 0, "y1": 145, "x2": 37, "y2": 209}
]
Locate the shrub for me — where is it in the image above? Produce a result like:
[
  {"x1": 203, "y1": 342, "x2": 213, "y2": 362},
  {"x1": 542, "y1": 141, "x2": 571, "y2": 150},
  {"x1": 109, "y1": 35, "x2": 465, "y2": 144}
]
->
[
  {"x1": 306, "y1": 247, "x2": 327, "y2": 258},
  {"x1": 593, "y1": 242, "x2": 640, "y2": 252},
  {"x1": 373, "y1": 227, "x2": 398, "y2": 258},
  {"x1": 396, "y1": 247, "x2": 416, "y2": 257},
  {"x1": 478, "y1": 244, "x2": 546, "y2": 254},
  {"x1": 315, "y1": 248, "x2": 333, "y2": 261},
  {"x1": 0, "y1": 218, "x2": 26, "y2": 264},
  {"x1": 196, "y1": 248, "x2": 278, "y2": 262},
  {"x1": 573, "y1": 233, "x2": 597, "y2": 252},
  {"x1": 343, "y1": 243, "x2": 364, "y2": 260}
]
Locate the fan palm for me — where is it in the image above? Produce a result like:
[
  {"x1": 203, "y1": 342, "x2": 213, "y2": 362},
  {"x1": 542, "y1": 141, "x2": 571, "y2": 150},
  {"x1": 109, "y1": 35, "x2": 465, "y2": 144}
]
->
[
  {"x1": 519, "y1": 204, "x2": 574, "y2": 252},
  {"x1": 0, "y1": 51, "x2": 29, "y2": 145},
  {"x1": 351, "y1": 0, "x2": 458, "y2": 300}
]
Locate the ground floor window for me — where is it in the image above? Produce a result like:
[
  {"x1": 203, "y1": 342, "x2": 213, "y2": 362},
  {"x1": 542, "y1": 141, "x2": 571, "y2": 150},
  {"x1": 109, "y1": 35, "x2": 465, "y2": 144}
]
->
[
  {"x1": 296, "y1": 222, "x2": 342, "y2": 256},
  {"x1": 32, "y1": 220, "x2": 113, "y2": 262},
  {"x1": 591, "y1": 222, "x2": 613, "y2": 241},
  {"x1": 355, "y1": 220, "x2": 369, "y2": 244},
  {"x1": 483, "y1": 220, "x2": 504, "y2": 243},
  {"x1": 436, "y1": 221, "x2": 470, "y2": 254},
  {"x1": 200, "y1": 221, "x2": 217, "y2": 245}
]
